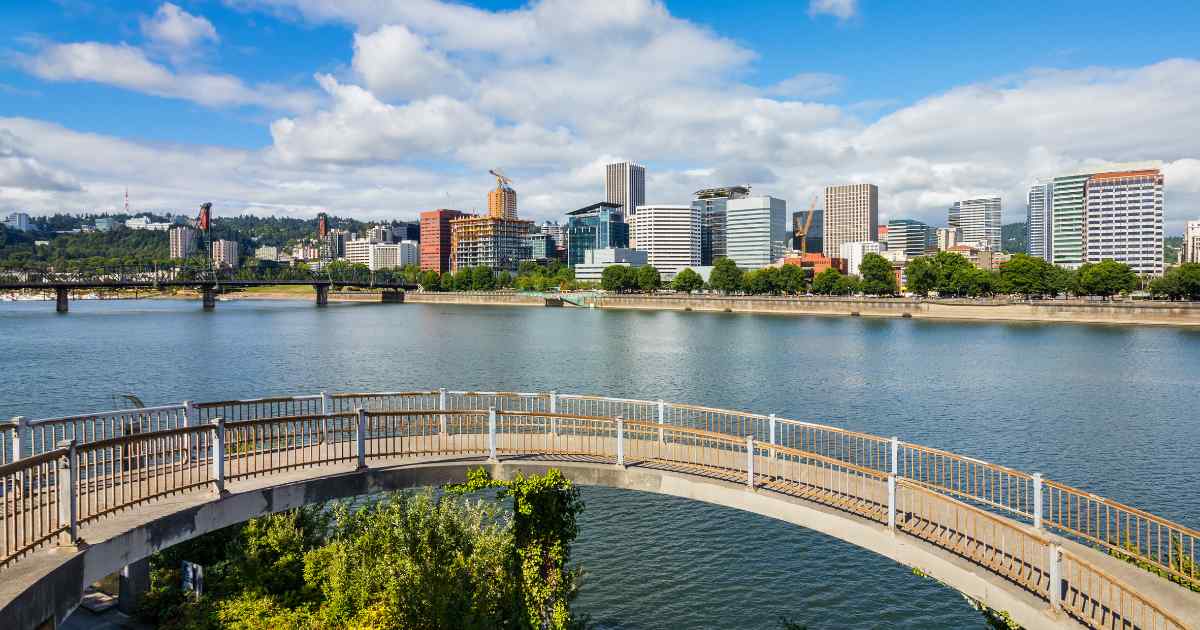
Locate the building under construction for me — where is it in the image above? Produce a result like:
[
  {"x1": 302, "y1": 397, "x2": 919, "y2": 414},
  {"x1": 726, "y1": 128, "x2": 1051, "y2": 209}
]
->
[{"x1": 450, "y1": 169, "x2": 531, "y2": 272}]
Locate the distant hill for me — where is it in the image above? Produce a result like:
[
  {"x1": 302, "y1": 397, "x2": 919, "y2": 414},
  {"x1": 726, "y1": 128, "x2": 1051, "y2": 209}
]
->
[
  {"x1": 1002, "y1": 222, "x2": 1027, "y2": 254},
  {"x1": 1164, "y1": 236, "x2": 1182, "y2": 264}
]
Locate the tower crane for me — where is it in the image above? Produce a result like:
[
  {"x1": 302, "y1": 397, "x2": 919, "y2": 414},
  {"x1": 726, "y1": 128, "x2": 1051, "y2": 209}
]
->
[
  {"x1": 794, "y1": 196, "x2": 819, "y2": 256},
  {"x1": 489, "y1": 168, "x2": 513, "y2": 189}
]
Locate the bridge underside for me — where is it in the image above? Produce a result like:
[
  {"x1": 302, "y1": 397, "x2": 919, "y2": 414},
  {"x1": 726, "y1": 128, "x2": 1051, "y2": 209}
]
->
[{"x1": 1, "y1": 455, "x2": 1082, "y2": 630}]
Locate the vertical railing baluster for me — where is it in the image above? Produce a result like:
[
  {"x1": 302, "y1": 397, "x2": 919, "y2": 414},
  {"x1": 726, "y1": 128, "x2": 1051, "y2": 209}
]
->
[
  {"x1": 488, "y1": 407, "x2": 497, "y2": 462},
  {"x1": 746, "y1": 435, "x2": 755, "y2": 489},
  {"x1": 616, "y1": 416, "x2": 624, "y2": 467},
  {"x1": 356, "y1": 408, "x2": 367, "y2": 470},
  {"x1": 57, "y1": 439, "x2": 78, "y2": 548},
  {"x1": 211, "y1": 418, "x2": 227, "y2": 496}
]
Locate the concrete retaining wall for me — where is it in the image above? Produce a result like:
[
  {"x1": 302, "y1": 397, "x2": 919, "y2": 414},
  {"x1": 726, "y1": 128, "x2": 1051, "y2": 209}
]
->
[{"x1": 404, "y1": 292, "x2": 547, "y2": 307}]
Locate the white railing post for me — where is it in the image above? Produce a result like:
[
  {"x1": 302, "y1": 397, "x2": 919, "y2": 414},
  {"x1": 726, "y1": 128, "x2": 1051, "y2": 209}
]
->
[
  {"x1": 768, "y1": 413, "x2": 777, "y2": 458},
  {"x1": 438, "y1": 388, "x2": 448, "y2": 435},
  {"x1": 888, "y1": 474, "x2": 897, "y2": 530},
  {"x1": 487, "y1": 407, "x2": 497, "y2": 461},
  {"x1": 890, "y1": 436, "x2": 899, "y2": 476},
  {"x1": 657, "y1": 399, "x2": 665, "y2": 443},
  {"x1": 746, "y1": 435, "x2": 755, "y2": 489},
  {"x1": 211, "y1": 417, "x2": 227, "y2": 496},
  {"x1": 319, "y1": 391, "x2": 331, "y2": 444},
  {"x1": 549, "y1": 390, "x2": 558, "y2": 435},
  {"x1": 1048, "y1": 544, "x2": 1062, "y2": 613},
  {"x1": 1033, "y1": 473, "x2": 1044, "y2": 530},
  {"x1": 10, "y1": 416, "x2": 27, "y2": 462},
  {"x1": 616, "y1": 416, "x2": 624, "y2": 467},
  {"x1": 182, "y1": 401, "x2": 196, "y2": 462},
  {"x1": 356, "y1": 408, "x2": 368, "y2": 470},
  {"x1": 57, "y1": 439, "x2": 79, "y2": 548}
]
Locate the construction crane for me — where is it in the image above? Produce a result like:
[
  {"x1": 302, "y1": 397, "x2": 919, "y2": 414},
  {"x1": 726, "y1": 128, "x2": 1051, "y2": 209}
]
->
[
  {"x1": 793, "y1": 196, "x2": 819, "y2": 256},
  {"x1": 489, "y1": 168, "x2": 513, "y2": 189}
]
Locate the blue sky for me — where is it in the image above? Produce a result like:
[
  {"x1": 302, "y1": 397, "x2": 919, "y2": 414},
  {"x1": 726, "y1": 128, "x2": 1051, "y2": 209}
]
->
[{"x1": 1, "y1": 0, "x2": 1198, "y2": 230}]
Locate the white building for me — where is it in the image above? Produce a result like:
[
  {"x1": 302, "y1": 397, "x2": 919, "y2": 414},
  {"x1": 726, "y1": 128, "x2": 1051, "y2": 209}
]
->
[
  {"x1": 254, "y1": 245, "x2": 279, "y2": 261},
  {"x1": 725, "y1": 195, "x2": 788, "y2": 270},
  {"x1": 345, "y1": 239, "x2": 419, "y2": 271},
  {"x1": 169, "y1": 226, "x2": 196, "y2": 260},
  {"x1": 1027, "y1": 180, "x2": 1053, "y2": 261},
  {"x1": 125, "y1": 216, "x2": 172, "y2": 231},
  {"x1": 632, "y1": 204, "x2": 700, "y2": 279},
  {"x1": 1084, "y1": 169, "x2": 1163, "y2": 275},
  {"x1": 839, "y1": 240, "x2": 885, "y2": 276},
  {"x1": 886, "y1": 219, "x2": 930, "y2": 256},
  {"x1": 934, "y1": 227, "x2": 962, "y2": 251},
  {"x1": 823, "y1": 184, "x2": 878, "y2": 259},
  {"x1": 606, "y1": 162, "x2": 646, "y2": 236},
  {"x1": 1185, "y1": 220, "x2": 1200, "y2": 265},
  {"x1": 575, "y1": 247, "x2": 647, "y2": 282},
  {"x1": 212, "y1": 239, "x2": 239, "y2": 268},
  {"x1": 367, "y1": 225, "x2": 392, "y2": 243},
  {"x1": 4, "y1": 212, "x2": 31, "y2": 232},
  {"x1": 949, "y1": 197, "x2": 1002, "y2": 252}
]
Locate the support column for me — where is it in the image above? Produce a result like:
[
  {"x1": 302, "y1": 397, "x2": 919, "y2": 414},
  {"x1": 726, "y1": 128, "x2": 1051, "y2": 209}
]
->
[
  {"x1": 55, "y1": 286, "x2": 69, "y2": 313},
  {"x1": 117, "y1": 557, "x2": 151, "y2": 615},
  {"x1": 201, "y1": 286, "x2": 216, "y2": 310},
  {"x1": 315, "y1": 284, "x2": 329, "y2": 307}
]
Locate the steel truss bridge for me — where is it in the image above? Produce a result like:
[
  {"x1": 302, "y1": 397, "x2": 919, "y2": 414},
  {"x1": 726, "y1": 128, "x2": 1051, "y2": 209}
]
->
[{"x1": 0, "y1": 391, "x2": 1196, "y2": 629}]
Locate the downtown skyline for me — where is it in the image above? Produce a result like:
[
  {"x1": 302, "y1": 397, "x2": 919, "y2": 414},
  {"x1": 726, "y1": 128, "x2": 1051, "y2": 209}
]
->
[{"x1": 1, "y1": 1, "x2": 1199, "y2": 233}]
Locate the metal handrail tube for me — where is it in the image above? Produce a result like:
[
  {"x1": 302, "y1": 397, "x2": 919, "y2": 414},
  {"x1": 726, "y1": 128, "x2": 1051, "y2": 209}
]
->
[
  {"x1": 28, "y1": 404, "x2": 187, "y2": 426},
  {"x1": 1060, "y1": 547, "x2": 1187, "y2": 630}
]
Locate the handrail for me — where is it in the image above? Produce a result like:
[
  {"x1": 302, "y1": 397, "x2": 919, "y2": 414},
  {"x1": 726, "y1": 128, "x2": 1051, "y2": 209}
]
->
[{"x1": 27, "y1": 403, "x2": 186, "y2": 426}]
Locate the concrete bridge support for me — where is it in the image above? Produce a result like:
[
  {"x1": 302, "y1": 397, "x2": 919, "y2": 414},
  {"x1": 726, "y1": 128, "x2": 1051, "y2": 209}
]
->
[
  {"x1": 55, "y1": 287, "x2": 68, "y2": 313},
  {"x1": 381, "y1": 290, "x2": 404, "y2": 303},
  {"x1": 116, "y1": 558, "x2": 149, "y2": 615},
  {"x1": 315, "y1": 284, "x2": 329, "y2": 307},
  {"x1": 201, "y1": 286, "x2": 216, "y2": 310}
]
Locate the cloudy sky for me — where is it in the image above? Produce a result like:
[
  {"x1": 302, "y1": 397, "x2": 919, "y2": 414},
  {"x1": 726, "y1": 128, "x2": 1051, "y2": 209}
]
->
[{"x1": 1, "y1": 0, "x2": 1198, "y2": 232}]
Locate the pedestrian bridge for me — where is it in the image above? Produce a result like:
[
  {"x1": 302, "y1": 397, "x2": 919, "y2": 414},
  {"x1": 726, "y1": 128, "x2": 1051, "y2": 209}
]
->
[{"x1": 1, "y1": 391, "x2": 1196, "y2": 629}]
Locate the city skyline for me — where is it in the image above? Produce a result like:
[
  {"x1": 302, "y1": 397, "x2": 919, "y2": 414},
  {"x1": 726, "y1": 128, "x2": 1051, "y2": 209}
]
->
[{"x1": 0, "y1": 1, "x2": 1198, "y2": 233}]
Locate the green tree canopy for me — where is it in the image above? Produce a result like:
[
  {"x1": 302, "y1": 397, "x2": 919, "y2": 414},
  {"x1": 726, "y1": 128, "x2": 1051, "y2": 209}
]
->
[
  {"x1": 1076, "y1": 260, "x2": 1137, "y2": 297},
  {"x1": 859, "y1": 253, "x2": 897, "y2": 296},
  {"x1": 636, "y1": 265, "x2": 661, "y2": 292},
  {"x1": 1150, "y1": 263, "x2": 1200, "y2": 300},
  {"x1": 671, "y1": 267, "x2": 704, "y2": 293},
  {"x1": 811, "y1": 267, "x2": 842, "y2": 295},
  {"x1": 708, "y1": 257, "x2": 743, "y2": 294},
  {"x1": 778, "y1": 263, "x2": 807, "y2": 295},
  {"x1": 471, "y1": 265, "x2": 496, "y2": 290}
]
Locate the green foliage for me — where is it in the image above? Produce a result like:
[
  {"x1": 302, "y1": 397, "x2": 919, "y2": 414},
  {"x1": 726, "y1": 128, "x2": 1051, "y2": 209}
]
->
[
  {"x1": 1075, "y1": 260, "x2": 1137, "y2": 297},
  {"x1": 743, "y1": 266, "x2": 782, "y2": 295},
  {"x1": 1149, "y1": 263, "x2": 1200, "y2": 300},
  {"x1": 859, "y1": 253, "x2": 897, "y2": 295},
  {"x1": 834, "y1": 273, "x2": 861, "y2": 296},
  {"x1": 1001, "y1": 221, "x2": 1028, "y2": 254},
  {"x1": 811, "y1": 267, "x2": 842, "y2": 295},
  {"x1": 777, "y1": 263, "x2": 807, "y2": 295},
  {"x1": 600, "y1": 265, "x2": 636, "y2": 292},
  {"x1": 708, "y1": 257, "x2": 743, "y2": 294},
  {"x1": 471, "y1": 265, "x2": 496, "y2": 290},
  {"x1": 905, "y1": 256, "x2": 938, "y2": 296},
  {"x1": 514, "y1": 260, "x2": 577, "y2": 292},
  {"x1": 999, "y1": 254, "x2": 1059, "y2": 297},
  {"x1": 636, "y1": 264, "x2": 661, "y2": 292},
  {"x1": 1107, "y1": 538, "x2": 1199, "y2": 593},
  {"x1": 671, "y1": 267, "x2": 704, "y2": 293}
]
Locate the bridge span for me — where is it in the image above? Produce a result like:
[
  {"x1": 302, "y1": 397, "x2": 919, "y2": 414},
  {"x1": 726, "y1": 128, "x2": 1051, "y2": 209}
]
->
[{"x1": 1, "y1": 391, "x2": 1196, "y2": 629}]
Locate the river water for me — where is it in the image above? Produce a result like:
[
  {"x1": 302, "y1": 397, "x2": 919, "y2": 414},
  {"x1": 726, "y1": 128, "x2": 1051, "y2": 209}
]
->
[{"x1": 3, "y1": 299, "x2": 1198, "y2": 628}]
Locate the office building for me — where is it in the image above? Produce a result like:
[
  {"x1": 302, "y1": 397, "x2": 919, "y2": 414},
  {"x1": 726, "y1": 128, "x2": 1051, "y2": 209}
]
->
[
  {"x1": 488, "y1": 182, "x2": 517, "y2": 220},
  {"x1": 254, "y1": 245, "x2": 279, "y2": 261},
  {"x1": 606, "y1": 161, "x2": 646, "y2": 231},
  {"x1": 94, "y1": 217, "x2": 115, "y2": 232},
  {"x1": 345, "y1": 239, "x2": 420, "y2": 271},
  {"x1": 791, "y1": 208, "x2": 823, "y2": 254},
  {"x1": 419, "y1": 209, "x2": 466, "y2": 273},
  {"x1": 539, "y1": 221, "x2": 565, "y2": 258},
  {"x1": 1051, "y1": 173, "x2": 1090, "y2": 268},
  {"x1": 1084, "y1": 169, "x2": 1163, "y2": 275},
  {"x1": 212, "y1": 239, "x2": 239, "y2": 268},
  {"x1": 1027, "y1": 180, "x2": 1053, "y2": 261},
  {"x1": 1185, "y1": 220, "x2": 1200, "y2": 265},
  {"x1": 391, "y1": 220, "x2": 420, "y2": 242},
  {"x1": 632, "y1": 204, "x2": 700, "y2": 279},
  {"x1": 693, "y1": 186, "x2": 750, "y2": 265},
  {"x1": 949, "y1": 197, "x2": 1002, "y2": 252},
  {"x1": 887, "y1": 219, "x2": 931, "y2": 256},
  {"x1": 367, "y1": 225, "x2": 392, "y2": 243},
  {"x1": 124, "y1": 216, "x2": 172, "y2": 231},
  {"x1": 292, "y1": 242, "x2": 319, "y2": 262},
  {"x1": 4, "y1": 212, "x2": 31, "y2": 232},
  {"x1": 450, "y1": 215, "x2": 532, "y2": 272},
  {"x1": 566, "y1": 202, "x2": 629, "y2": 267},
  {"x1": 525, "y1": 232, "x2": 556, "y2": 260},
  {"x1": 574, "y1": 248, "x2": 647, "y2": 282},
  {"x1": 725, "y1": 195, "x2": 788, "y2": 270},
  {"x1": 824, "y1": 184, "x2": 879, "y2": 258},
  {"x1": 169, "y1": 226, "x2": 196, "y2": 259},
  {"x1": 934, "y1": 227, "x2": 962, "y2": 252},
  {"x1": 320, "y1": 229, "x2": 348, "y2": 261},
  {"x1": 839, "y1": 240, "x2": 884, "y2": 277}
]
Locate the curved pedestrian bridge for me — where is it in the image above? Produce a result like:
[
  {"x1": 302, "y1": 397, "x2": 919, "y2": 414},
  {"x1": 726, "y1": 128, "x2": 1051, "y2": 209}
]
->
[{"x1": 1, "y1": 391, "x2": 1196, "y2": 629}]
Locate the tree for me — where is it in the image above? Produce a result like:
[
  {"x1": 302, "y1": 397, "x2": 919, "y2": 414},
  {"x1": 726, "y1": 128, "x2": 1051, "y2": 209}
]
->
[
  {"x1": 471, "y1": 265, "x2": 496, "y2": 291},
  {"x1": 1076, "y1": 260, "x2": 1137, "y2": 297},
  {"x1": 496, "y1": 270, "x2": 513, "y2": 288},
  {"x1": 671, "y1": 267, "x2": 704, "y2": 293},
  {"x1": 905, "y1": 256, "x2": 937, "y2": 296},
  {"x1": 778, "y1": 264, "x2": 806, "y2": 295},
  {"x1": 744, "y1": 267, "x2": 782, "y2": 295},
  {"x1": 440, "y1": 271, "x2": 455, "y2": 292},
  {"x1": 811, "y1": 268, "x2": 842, "y2": 295},
  {"x1": 600, "y1": 265, "x2": 631, "y2": 292},
  {"x1": 708, "y1": 257, "x2": 743, "y2": 294},
  {"x1": 859, "y1": 253, "x2": 897, "y2": 296},
  {"x1": 1150, "y1": 263, "x2": 1200, "y2": 300},
  {"x1": 636, "y1": 265, "x2": 661, "y2": 292},
  {"x1": 834, "y1": 274, "x2": 861, "y2": 296}
]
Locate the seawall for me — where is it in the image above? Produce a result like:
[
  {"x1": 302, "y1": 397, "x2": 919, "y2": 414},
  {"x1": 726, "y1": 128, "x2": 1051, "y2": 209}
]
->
[{"x1": 404, "y1": 291, "x2": 548, "y2": 307}]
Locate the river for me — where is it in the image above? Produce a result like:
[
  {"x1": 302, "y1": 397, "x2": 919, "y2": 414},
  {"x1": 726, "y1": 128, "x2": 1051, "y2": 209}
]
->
[{"x1": 3, "y1": 299, "x2": 1198, "y2": 628}]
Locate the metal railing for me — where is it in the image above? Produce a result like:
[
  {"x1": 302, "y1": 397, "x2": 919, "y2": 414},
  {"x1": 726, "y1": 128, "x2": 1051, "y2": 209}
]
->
[{"x1": 2, "y1": 390, "x2": 1196, "y2": 629}]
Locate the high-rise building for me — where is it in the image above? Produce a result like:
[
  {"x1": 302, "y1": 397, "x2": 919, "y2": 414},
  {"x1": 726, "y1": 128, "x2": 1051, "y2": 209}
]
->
[
  {"x1": 565, "y1": 202, "x2": 629, "y2": 267},
  {"x1": 212, "y1": 239, "x2": 239, "y2": 268},
  {"x1": 317, "y1": 212, "x2": 329, "y2": 238},
  {"x1": 1051, "y1": 174, "x2": 1090, "y2": 268},
  {"x1": 346, "y1": 239, "x2": 420, "y2": 271},
  {"x1": 935, "y1": 227, "x2": 962, "y2": 251},
  {"x1": 368, "y1": 225, "x2": 392, "y2": 243},
  {"x1": 169, "y1": 225, "x2": 196, "y2": 260},
  {"x1": 488, "y1": 182, "x2": 517, "y2": 219},
  {"x1": 450, "y1": 215, "x2": 532, "y2": 272},
  {"x1": 419, "y1": 209, "x2": 466, "y2": 272},
  {"x1": 320, "y1": 229, "x2": 348, "y2": 261},
  {"x1": 525, "y1": 232, "x2": 556, "y2": 260},
  {"x1": 1027, "y1": 181, "x2": 1053, "y2": 261},
  {"x1": 692, "y1": 186, "x2": 750, "y2": 265},
  {"x1": 887, "y1": 219, "x2": 930, "y2": 256},
  {"x1": 631, "y1": 204, "x2": 700, "y2": 279},
  {"x1": 725, "y1": 195, "x2": 788, "y2": 269},
  {"x1": 823, "y1": 184, "x2": 879, "y2": 258},
  {"x1": 390, "y1": 220, "x2": 420, "y2": 243},
  {"x1": 1084, "y1": 169, "x2": 1163, "y2": 275},
  {"x1": 1185, "y1": 220, "x2": 1200, "y2": 265},
  {"x1": 791, "y1": 208, "x2": 823, "y2": 254},
  {"x1": 949, "y1": 197, "x2": 1002, "y2": 252},
  {"x1": 839, "y1": 240, "x2": 884, "y2": 276},
  {"x1": 4, "y1": 212, "x2": 31, "y2": 232},
  {"x1": 606, "y1": 162, "x2": 646, "y2": 231}
]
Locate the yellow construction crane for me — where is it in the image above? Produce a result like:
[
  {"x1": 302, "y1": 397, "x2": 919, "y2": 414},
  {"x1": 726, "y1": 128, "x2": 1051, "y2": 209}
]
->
[
  {"x1": 794, "y1": 196, "x2": 819, "y2": 256},
  {"x1": 488, "y1": 168, "x2": 513, "y2": 189}
]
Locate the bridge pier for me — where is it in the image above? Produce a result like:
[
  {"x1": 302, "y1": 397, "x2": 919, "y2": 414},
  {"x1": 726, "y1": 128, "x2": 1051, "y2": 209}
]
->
[
  {"x1": 381, "y1": 289, "x2": 404, "y2": 304},
  {"x1": 201, "y1": 286, "x2": 216, "y2": 310},
  {"x1": 315, "y1": 284, "x2": 329, "y2": 307},
  {"x1": 55, "y1": 287, "x2": 68, "y2": 313},
  {"x1": 117, "y1": 558, "x2": 150, "y2": 615}
]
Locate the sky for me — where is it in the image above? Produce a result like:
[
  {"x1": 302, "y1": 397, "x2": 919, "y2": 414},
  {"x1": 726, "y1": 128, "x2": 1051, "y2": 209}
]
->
[{"x1": 1, "y1": 0, "x2": 1198, "y2": 232}]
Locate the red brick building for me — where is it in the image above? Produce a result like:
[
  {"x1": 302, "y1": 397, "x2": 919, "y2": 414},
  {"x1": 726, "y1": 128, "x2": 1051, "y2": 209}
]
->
[{"x1": 420, "y1": 209, "x2": 467, "y2": 273}]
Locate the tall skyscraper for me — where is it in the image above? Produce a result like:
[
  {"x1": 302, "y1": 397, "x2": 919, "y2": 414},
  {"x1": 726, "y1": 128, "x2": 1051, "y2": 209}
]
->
[
  {"x1": 949, "y1": 197, "x2": 1002, "y2": 252},
  {"x1": 791, "y1": 208, "x2": 823, "y2": 254},
  {"x1": 488, "y1": 182, "x2": 517, "y2": 219},
  {"x1": 169, "y1": 226, "x2": 196, "y2": 260},
  {"x1": 692, "y1": 186, "x2": 749, "y2": 265},
  {"x1": 419, "y1": 209, "x2": 466, "y2": 272},
  {"x1": 823, "y1": 184, "x2": 878, "y2": 258},
  {"x1": 1027, "y1": 181, "x2": 1053, "y2": 261},
  {"x1": 605, "y1": 162, "x2": 646, "y2": 230},
  {"x1": 1185, "y1": 220, "x2": 1200, "y2": 264},
  {"x1": 1084, "y1": 168, "x2": 1163, "y2": 275},
  {"x1": 887, "y1": 219, "x2": 931, "y2": 256},
  {"x1": 725, "y1": 195, "x2": 788, "y2": 270},
  {"x1": 1051, "y1": 174, "x2": 1089, "y2": 268},
  {"x1": 565, "y1": 202, "x2": 629, "y2": 267},
  {"x1": 212, "y1": 239, "x2": 239, "y2": 268},
  {"x1": 632, "y1": 204, "x2": 700, "y2": 279},
  {"x1": 934, "y1": 227, "x2": 962, "y2": 251}
]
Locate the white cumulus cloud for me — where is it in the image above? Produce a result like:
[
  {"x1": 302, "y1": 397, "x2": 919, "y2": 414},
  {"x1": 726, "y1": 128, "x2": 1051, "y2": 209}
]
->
[
  {"x1": 140, "y1": 3, "x2": 219, "y2": 52},
  {"x1": 808, "y1": 0, "x2": 858, "y2": 21}
]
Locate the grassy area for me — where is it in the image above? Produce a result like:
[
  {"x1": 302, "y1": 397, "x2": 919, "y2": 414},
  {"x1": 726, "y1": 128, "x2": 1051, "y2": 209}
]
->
[{"x1": 234, "y1": 284, "x2": 318, "y2": 296}]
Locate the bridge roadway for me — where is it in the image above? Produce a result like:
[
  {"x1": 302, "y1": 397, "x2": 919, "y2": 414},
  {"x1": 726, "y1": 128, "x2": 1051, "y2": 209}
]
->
[{"x1": 1, "y1": 392, "x2": 1196, "y2": 629}]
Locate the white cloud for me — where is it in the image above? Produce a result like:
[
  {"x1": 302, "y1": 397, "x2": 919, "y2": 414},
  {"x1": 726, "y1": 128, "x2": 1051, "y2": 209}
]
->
[
  {"x1": 0, "y1": 130, "x2": 82, "y2": 193},
  {"x1": 808, "y1": 0, "x2": 858, "y2": 21},
  {"x1": 768, "y1": 72, "x2": 846, "y2": 99},
  {"x1": 140, "y1": 3, "x2": 219, "y2": 53},
  {"x1": 351, "y1": 25, "x2": 469, "y2": 100}
]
